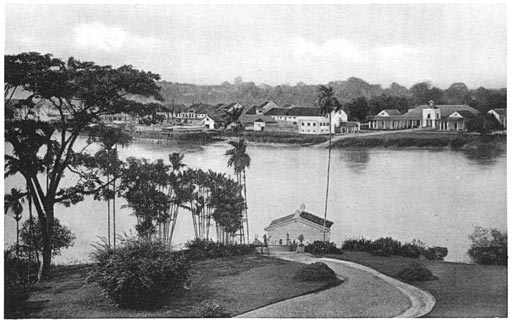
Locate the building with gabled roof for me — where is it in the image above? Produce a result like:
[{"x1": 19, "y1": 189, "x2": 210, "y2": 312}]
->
[
  {"x1": 264, "y1": 205, "x2": 333, "y2": 245},
  {"x1": 488, "y1": 108, "x2": 506, "y2": 128},
  {"x1": 368, "y1": 101, "x2": 479, "y2": 131}
]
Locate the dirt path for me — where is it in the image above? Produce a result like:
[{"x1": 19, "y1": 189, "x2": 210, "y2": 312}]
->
[{"x1": 237, "y1": 252, "x2": 435, "y2": 318}]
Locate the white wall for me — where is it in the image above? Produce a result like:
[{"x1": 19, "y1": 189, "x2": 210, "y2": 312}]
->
[{"x1": 265, "y1": 218, "x2": 330, "y2": 245}]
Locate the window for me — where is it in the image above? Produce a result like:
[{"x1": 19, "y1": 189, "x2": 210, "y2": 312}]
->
[
  {"x1": 313, "y1": 123, "x2": 316, "y2": 126},
  {"x1": 302, "y1": 122, "x2": 305, "y2": 126},
  {"x1": 307, "y1": 123, "x2": 311, "y2": 126}
]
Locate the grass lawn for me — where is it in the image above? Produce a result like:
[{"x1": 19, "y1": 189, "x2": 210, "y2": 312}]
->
[
  {"x1": 331, "y1": 131, "x2": 506, "y2": 150},
  {"x1": 323, "y1": 251, "x2": 507, "y2": 318},
  {"x1": 19, "y1": 254, "x2": 335, "y2": 318}
]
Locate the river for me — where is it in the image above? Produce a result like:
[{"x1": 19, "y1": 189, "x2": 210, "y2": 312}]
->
[{"x1": 4, "y1": 138, "x2": 507, "y2": 264}]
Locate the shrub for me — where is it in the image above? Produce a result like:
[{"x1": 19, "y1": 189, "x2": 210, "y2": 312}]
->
[
  {"x1": 400, "y1": 243, "x2": 424, "y2": 258},
  {"x1": 395, "y1": 263, "x2": 437, "y2": 282},
  {"x1": 89, "y1": 237, "x2": 190, "y2": 309},
  {"x1": 198, "y1": 301, "x2": 230, "y2": 318},
  {"x1": 467, "y1": 227, "x2": 507, "y2": 266},
  {"x1": 305, "y1": 241, "x2": 343, "y2": 254},
  {"x1": 342, "y1": 238, "x2": 373, "y2": 252},
  {"x1": 293, "y1": 262, "x2": 338, "y2": 284},
  {"x1": 371, "y1": 237, "x2": 402, "y2": 256},
  {"x1": 4, "y1": 248, "x2": 38, "y2": 318},
  {"x1": 426, "y1": 247, "x2": 448, "y2": 261},
  {"x1": 185, "y1": 239, "x2": 256, "y2": 260}
]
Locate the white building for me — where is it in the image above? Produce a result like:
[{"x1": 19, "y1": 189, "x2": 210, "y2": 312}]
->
[
  {"x1": 264, "y1": 206, "x2": 333, "y2": 245},
  {"x1": 488, "y1": 109, "x2": 506, "y2": 128}
]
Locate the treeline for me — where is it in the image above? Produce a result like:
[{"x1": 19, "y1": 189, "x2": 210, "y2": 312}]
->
[{"x1": 158, "y1": 77, "x2": 506, "y2": 118}]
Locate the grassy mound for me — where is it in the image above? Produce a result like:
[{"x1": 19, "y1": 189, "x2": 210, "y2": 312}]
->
[
  {"x1": 395, "y1": 263, "x2": 437, "y2": 282},
  {"x1": 293, "y1": 262, "x2": 338, "y2": 284}
]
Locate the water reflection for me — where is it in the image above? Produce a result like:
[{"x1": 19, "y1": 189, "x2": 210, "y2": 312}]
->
[
  {"x1": 339, "y1": 149, "x2": 371, "y2": 173},
  {"x1": 461, "y1": 145, "x2": 506, "y2": 167}
]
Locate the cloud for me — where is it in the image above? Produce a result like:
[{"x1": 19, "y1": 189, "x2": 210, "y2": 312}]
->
[
  {"x1": 292, "y1": 37, "x2": 365, "y2": 62},
  {"x1": 73, "y1": 22, "x2": 159, "y2": 52},
  {"x1": 375, "y1": 45, "x2": 419, "y2": 59}
]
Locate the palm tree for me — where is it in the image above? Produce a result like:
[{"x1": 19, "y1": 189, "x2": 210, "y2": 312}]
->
[
  {"x1": 5, "y1": 188, "x2": 26, "y2": 257},
  {"x1": 317, "y1": 85, "x2": 342, "y2": 241},
  {"x1": 225, "y1": 139, "x2": 251, "y2": 244}
]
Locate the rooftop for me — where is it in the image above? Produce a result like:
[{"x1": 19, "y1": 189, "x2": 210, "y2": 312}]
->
[{"x1": 268, "y1": 211, "x2": 334, "y2": 229}]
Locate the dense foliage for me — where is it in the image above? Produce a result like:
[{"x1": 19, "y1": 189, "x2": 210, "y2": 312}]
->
[
  {"x1": 395, "y1": 263, "x2": 437, "y2": 282},
  {"x1": 19, "y1": 217, "x2": 75, "y2": 258},
  {"x1": 89, "y1": 238, "x2": 190, "y2": 309},
  {"x1": 5, "y1": 52, "x2": 162, "y2": 279},
  {"x1": 293, "y1": 262, "x2": 338, "y2": 284},
  {"x1": 304, "y1": 241, "x2": 343, "y2": 254},
  {"x1": 4, "y1": 249, "x2": 38, "y2": 318},
  {"x1": 467, "y1": 227, "x2": 507, "y2": 266},
  {"x1": 185, "y1": 239, "x2": 255, "y2": 260},
  {"x1": 342, "y1": 237, "x2": 448, "y2": 260}
]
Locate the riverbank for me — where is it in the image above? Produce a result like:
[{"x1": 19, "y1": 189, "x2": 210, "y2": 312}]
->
[
  {"x1": 329, "y1": 131, "x2": 506, "y2": 150},
  {"x1": 14, "y1": 254, "x2": 335, "y2": 318},
  {"x1": 223, "y1": 131, "x2": 329, "y2": 145},
  {"x1": 323, "y1": 251, "x2": 507, "y2": 318},
  {"x1": 219, "y1": 130, "x2": 506, "y2": 150}
]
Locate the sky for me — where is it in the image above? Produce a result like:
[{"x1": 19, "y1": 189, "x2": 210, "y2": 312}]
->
[{"x1": 4, "y1": 3, "x2": 507, "y2": 89}]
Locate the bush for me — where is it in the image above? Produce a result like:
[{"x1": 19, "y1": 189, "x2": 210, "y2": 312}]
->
[
  {"x1": 293, "y1": 262, "x2": 338, "y2": 284},
  {"x1": 4, "y1": 248, "x2": 38, "y2": 318},
  {"x1": 395, "y1": 263, "x2": 437, "y2": 282},
  {"x1": 342, "y1": 238, "x2": 373, "y2": 252},
  {"x1": 185, "y1": 239, "x2": 256, "y2": 260},
  {"x1": 426, "y1": 247, "x2": 448, "y2": 261},
  {"x1": 342, "y1": 237, "x2": 448, "y2": 260},
  {"x1": 89, "y1": 237, "x2": 190, "y2": 309},
  {"x1": 400, "y1": 243, "x2": 424, "y2": 258},
  {"x1": 371, "y1": 237, "x2": 402, "y2": 256},
  {"x1": 198, "y1": 301, "x2": 230, "y2": 318},
  {"x1": 467, "y1": 227, "x2": 507, "y2": 265},
  {"x1": 305, "y1": 241, "x2": 343, "y2": 254}
]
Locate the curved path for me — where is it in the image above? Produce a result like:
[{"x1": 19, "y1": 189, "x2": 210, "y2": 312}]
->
[{"x1": 237, "y1": 252, "x2": 435, "y2": 318}]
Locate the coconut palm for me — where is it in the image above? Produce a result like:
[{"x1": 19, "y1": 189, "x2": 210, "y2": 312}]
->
[
  {"x1": 5, "y1": 188, "x2": 26, "y2": 256},
  {"x1": 317, "y1": 85, "x2": 342, "y2": 241},
  {"x1": 225, "y1": 139, "x2": 251, "y2": 244}
]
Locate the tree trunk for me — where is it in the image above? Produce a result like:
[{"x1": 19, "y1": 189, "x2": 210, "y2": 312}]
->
[
  {"x1": 38, "y1": 205, "x2": 54, "y2": 281},
  {"x1": 107, "y1": 173, "x2": 111, "y2": 248},
  {"x1": 113, "y1": 177, "x2": 116, "y2": 249},
  {"x1": 323, "y1": 113, "x2": 332, "y2": 242},
  {"x1": 243, "y1": 170, "x2": 249, "y2": 244},
  {"x1": 16, "y1": 220, "x2": 20, "y2": 258}
]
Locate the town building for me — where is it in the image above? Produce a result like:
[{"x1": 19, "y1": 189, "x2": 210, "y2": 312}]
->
[
  {"x1": 264, "y1": 205, "x2": 333, "y2": 245},
  {"x1": 368, "y1": 101, "x2": 479, "y2": 131},
  {"x1": 488, "y1": 109, "x2": 506, "y2": 128}
]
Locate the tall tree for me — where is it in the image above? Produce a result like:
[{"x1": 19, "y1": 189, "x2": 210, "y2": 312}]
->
[
  {"x1": 90, "y1": 126, "x2": 131, "y2": 249},
  {"x1": 317, "y1": 85, "x2": 341, "y2": 241},
  {"x1": 5, "y1": 52, "x2": 162, "y2": 279},
  {"x1": 4, "y1": 188, "x2": 27, "y2": 257},
  {"x1": 225, "y1": 139, "x2": 251, "y2": 243}
]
